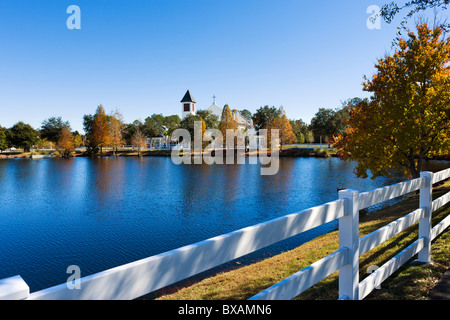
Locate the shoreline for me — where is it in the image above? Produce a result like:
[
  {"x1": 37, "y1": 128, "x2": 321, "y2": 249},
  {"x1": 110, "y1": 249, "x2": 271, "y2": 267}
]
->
[
  {"x1": 2, "y1": 149, "x2": 450, "y2": 161},
  {"x1": 0, "y1": 148, "x2": 340, "y2": 159}
]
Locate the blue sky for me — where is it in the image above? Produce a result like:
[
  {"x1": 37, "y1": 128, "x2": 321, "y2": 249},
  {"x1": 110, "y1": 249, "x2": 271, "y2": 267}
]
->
[{"x1": 0, "y1": 0, "x2": 447, "y2": 133}]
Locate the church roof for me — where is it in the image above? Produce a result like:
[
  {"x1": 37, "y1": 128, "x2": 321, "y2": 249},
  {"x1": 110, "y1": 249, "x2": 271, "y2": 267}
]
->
[
  {"x1": 207, "y1": 103, "x2": 222, "y2": 118},
  {"x1": 180, "y1": 90, "x2": 196, "y2": 103}
]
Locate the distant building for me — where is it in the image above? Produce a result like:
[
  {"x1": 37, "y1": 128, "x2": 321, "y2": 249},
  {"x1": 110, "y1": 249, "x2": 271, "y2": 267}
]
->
[
  {"x1": 180, "y1": 90, "x2": 196, "y2": 119},
  {"x1": 181, "y1": 90, "x2": 253, "y2": 131}
]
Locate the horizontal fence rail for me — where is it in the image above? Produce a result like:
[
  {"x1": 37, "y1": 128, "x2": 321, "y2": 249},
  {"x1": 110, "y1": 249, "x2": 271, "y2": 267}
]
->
[
  {"x1": 359, "y1": 208, "x2": 426, "y2": 256},
  {"x1": 359, "y1": 237, "x2": 426, "y2": 300},
  {"x1": 249, "y1": 248, "x2": 348, "y2": 300},
  {"x1": 358, "y1": 177, "x2": 426, "y2": 210},
  {"x1": 1, "y1": 168, "x2": 450, "y2": 300}
]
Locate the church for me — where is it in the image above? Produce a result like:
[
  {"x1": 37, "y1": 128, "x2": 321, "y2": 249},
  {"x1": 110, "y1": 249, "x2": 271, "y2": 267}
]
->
[{"x1": 180, "y1": 90, "x2": 253, "y2": 131}]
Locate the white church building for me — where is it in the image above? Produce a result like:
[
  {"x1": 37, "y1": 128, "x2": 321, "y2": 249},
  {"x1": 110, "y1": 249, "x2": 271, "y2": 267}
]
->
[{"x1": 180, "y1": 90, "x2": 254, "y2": 131}]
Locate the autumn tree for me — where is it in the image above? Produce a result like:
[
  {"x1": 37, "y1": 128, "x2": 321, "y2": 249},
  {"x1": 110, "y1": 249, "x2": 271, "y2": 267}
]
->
[
  {"x1": 218, "y1": 104, "x2": 237, "y2": 147},
  {"x1": 91, "y1": 105, "x2": 111, "y2": 156},
  {"x1": 267, "y1": 107, "x2": 296, "y2": 149},
  {"x1": 334, "y1": 23, "x2": 450, "y2": 179},
  {"x1": 131, "y1": 128, "x2": 147, "y2": 157},
  {"x1": 109, "y1": 109, "x2": 125, "y2": 156},
  {"x1": 56, "y1": 126, "x2": 75, "y2": 158}
]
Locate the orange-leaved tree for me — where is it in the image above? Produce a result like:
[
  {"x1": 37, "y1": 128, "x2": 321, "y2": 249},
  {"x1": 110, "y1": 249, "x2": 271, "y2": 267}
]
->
[
  {"x1": 267, "y1": 107, "x2": 296, "y2": 149},
  {"x1": 334, "y1": 23, "x2": 450, "y2": 179},
  {"x1": 131, "y1": 128, "x2": 147, "y2": 157},
  {"x1": 91, "y1": 105, "x2": 111, "y2": 156},
  {"x1": 218, "y1": 104, "x2": 237, "y2": 148},
  {"x1": 109, "y1": 109, "x2": 125, "y2": 156},
  {"x1": 56, "y1": 126, "x2": 74, "y2": 158}
]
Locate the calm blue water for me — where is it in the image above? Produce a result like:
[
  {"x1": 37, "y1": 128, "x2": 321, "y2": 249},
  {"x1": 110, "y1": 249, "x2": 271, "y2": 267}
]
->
[{"x1": 0, "y1": 157, "x2": 448, "y2": 293}]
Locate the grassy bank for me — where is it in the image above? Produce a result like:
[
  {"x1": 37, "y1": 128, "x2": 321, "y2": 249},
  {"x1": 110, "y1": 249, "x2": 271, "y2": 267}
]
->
[{"x1": 156, "y1": 183, "x2": 450, "y2": 300}]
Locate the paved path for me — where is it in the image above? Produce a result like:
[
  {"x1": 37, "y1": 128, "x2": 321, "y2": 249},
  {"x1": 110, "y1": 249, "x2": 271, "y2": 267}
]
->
[{"x1": 427, "y1": 268, "x2": 450, "y2": 300}]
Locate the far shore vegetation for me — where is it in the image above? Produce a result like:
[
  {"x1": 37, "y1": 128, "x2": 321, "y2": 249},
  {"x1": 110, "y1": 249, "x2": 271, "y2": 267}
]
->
[{"x1": 0, "y1": 102, "x2": 351, "y2": 160}]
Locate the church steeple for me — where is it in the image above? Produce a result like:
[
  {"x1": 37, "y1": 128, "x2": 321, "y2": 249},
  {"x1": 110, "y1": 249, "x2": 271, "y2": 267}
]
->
[{"x1": 181, "y1": 90, "x2": 196, "y2": 118}]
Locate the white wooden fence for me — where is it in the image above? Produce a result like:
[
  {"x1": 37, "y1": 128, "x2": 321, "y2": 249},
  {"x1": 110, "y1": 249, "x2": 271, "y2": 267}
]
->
[{"x1": 1, "y1": 168, "x2": 450, "y2": 300}]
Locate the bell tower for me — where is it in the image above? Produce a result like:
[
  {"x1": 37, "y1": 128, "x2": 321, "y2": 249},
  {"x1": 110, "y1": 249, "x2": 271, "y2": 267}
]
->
[{"x1": 181, "y1": 90, "x2": 196, "y2": 119}]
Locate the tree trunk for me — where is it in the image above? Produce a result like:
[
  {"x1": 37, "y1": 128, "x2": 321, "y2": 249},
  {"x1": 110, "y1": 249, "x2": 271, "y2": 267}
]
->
[{"x1": 408, "y1": 154, "x2": 420, "y2": 179}]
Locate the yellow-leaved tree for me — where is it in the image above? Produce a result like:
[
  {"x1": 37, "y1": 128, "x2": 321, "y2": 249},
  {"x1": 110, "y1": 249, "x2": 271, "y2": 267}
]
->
[
  {"x1": 334, "y1": 23, "x2": 450, "y2": 179},
  {"x1": 267, "y1": 107, "x2": 296, "y2": 149},
  {"x1": 91, "y1": 105, "x2": 111, "y2": 156},
  {"x1": 131, "y1": 128, "x2": 147, "y2": 157},
  {"x1": 218, "y1": 104, "x2": 237, "y2": 148},
  {"x1": 109, "y1": 109, "x2": 125, "y2": 156},
  {"x1": 56, "y1": 126, "x2": 74, "y2": 158}
]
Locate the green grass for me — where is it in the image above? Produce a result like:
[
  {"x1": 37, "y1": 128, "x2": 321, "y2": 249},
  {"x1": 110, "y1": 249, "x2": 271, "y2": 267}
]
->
[{"x1": 156, "y1": 183, "x2": 450, "y2": 300}]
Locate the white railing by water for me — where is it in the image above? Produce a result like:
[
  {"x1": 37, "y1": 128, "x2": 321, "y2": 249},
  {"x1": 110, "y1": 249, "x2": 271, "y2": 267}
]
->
[{"x1": 1, "y1": 168, "x2": 450, "y2": 300}]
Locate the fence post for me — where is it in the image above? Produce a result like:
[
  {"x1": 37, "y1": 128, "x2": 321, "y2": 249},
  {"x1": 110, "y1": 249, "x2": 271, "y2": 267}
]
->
[
  {"x1": 338, "y1": 189, "x2": 360, "y2": 300},
  {"x1": 418, "y1": 171, "x2": 433, "y2": 264}
]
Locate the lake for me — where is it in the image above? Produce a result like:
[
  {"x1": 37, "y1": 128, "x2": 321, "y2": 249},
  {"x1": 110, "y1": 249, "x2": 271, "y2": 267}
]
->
[{"x1": 1, "y1": 156, "x2": 449, "y2": 293}]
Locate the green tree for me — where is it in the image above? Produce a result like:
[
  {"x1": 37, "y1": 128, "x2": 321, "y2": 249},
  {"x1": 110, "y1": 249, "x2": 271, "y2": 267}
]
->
[
  {"x1": 8, "y1": 122, "x2": 39, "y2": 152},
  {"x1": 309, "y1": 108, "x2": 336, "y2": 142},
  {"x1": 309, "y1": 106, "x2": 350, "y2": 142},
  {"x1": 179, "y1": 114, "x2": 204, "y2": 139},
  {"x1": 143, "y1": 114, "x2": 165, "y2": 138},
  {"x1": 163, "y1": 115, "x2": 181, "y2": 136},
  {"x1": 240, "y1": 109, "x2": 253, "y2": 120},
  {"x1": 40, "y1": 117, "x2": 71, "y2": 144},
  {"x1": 73, "y1": 134, "x2": 83, "y2": 147},
  {"x1": 290, "y1": 119, "x2": 309, "y2": 143},
  {"x1": 83, "y1": 114, "x2": 95, "y2": 138},
  {"x1": 252, "y1": 106, "x2": 281, "y2": 130},
  {"x1": 123, "y1": 122, "x2": 138, "y2": 145},
  {"x1": 196, "y1": 109, "x2": 219, "y2": 129},
  {"x1": 306, "y1": 131, "x2": 315, "y2": 144},
  {"x1": 0, "y1": 127, "x2": 7, "y2": 151}
]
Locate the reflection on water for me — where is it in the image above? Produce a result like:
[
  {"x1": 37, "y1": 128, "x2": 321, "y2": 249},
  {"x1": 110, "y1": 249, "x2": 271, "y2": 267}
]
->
[{"x1": 0, "y1": 157, "x2": 448, "y2": 292}]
